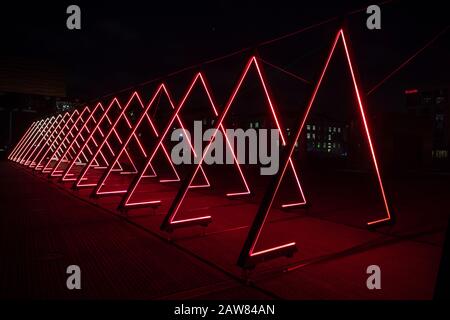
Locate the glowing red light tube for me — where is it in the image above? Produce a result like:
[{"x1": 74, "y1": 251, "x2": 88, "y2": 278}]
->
[
  {"x1": 237, "y1": 29, "x2": 393, "y2": 269},
  {"x1": 14, "y1": 119, "x2": 47, "y2": 163},
  {"x1": 8, "y1": 122, "x2": 35, "y2": 160},
  {"x1": 118, "y1": 73, "x2": 249, "y2": 210},
  {"x1": 160, "y1": 56, "x2": 306, "y2": 232},
  {"x1": 73, "y1": 91, "x2": 147, "y2": 189},
  {"x1": 34, "y1": 109, "x2": 80, "y2": 172},
  {"x1": 43, "y1": 107, "x2": 91, "y2": 174},
  {"x1": 13, "y1": 120, "x2": 45, "y2": 162},
  {"x1": 118, "y1": 75, "x2": 211, "y2": 209},
  {"x1": 8, "y1": 121, "x2": 37, "y2": 161},
  {"x1": 93, "y1": 84, "x2": 180, "y2": 197},
  {"x1": 60, "y1": 98, "x2": 129, "y2": 182},
  {"x1": 24, "y1": 115, "x2": 63, "y2": 166},
  {"x1": 19, "y1": 117, "x2": 55, "y2": 165},
  {"x1": 59, "y1": 101, "x2": 113, "y2": 181},
  {"x1": 50, "y1": 104, "x2": 104, "y2": 178},
  {"x1": 340, "y1": 30, "x2": 392, "y2": 226},
  {"x1": 29, "y1": 112, "x2": 70, "y2": 168}
]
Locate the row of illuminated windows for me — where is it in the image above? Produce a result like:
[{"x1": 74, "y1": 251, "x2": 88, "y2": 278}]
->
[
  {"x1": 203, "y1": 119, "x2": 261, "y2": 128},
  {"x1": 406, "y1": 89, "x2": 448, "y2": 107},
  {"x1": 307, "y1": 133, "x2": 340, "y2": 141},
  {"x1": 310, "y1": 142, "x2": 342, "y2": 149},
  {"x1": 306, "y1": 124, "x2": 342, "y2": 133},
  {"x1": 432, "y1": 150, "x2": 448, "y2": 159}
]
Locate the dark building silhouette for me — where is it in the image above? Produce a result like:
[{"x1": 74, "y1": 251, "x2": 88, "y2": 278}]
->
[
  {"x1": 405, "y1": 85, "x2": 449, "y2": 170},
  {"x1": 0, "y1": 57, "x2": 74, "y2": 157}
]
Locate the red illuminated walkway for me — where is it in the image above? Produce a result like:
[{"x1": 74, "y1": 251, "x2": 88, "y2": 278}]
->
[
  {"x1": 0, "y1": 162, "x2": 270, "y2": 299},
  {"x1": 1, "y1": 161, "x2": 445, "y2": 299}
]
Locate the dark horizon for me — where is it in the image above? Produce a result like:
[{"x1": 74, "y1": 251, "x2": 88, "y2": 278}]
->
[{"x1": 0, "y1": 0, "x2": 448, "y2": 105}]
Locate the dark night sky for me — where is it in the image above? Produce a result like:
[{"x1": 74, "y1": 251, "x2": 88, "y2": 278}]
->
[{"x1": 0, "y1": 0, "x2": 448, "y2": 109}]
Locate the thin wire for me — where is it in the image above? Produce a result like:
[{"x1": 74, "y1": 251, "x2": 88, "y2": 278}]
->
[
  {"x1": 90, "y1": 0, "x2": 396, "y2": 102},
  {"x1": 257, "y1": 16, "x2": 339, "y2": 47},
  {"x1": 367, "y1": 25, "x2": 449, "y2": 95},
  {"x1": 258, "y1": 58, "x2": 311, "y2": 84}
]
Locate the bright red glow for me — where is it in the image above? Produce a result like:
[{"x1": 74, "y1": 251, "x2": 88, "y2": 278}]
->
[
  {"x1": 43, "y1": 107, "x2": 91, "y2": 174},
  {"x1": 9, "y1": 121, "x2": 38, "y2": 161},
  {"x1": 171, "y1": 216, "x2": 212, "y2": 225},
  {"x1": 15, "y1": 118, "x2": 48, "y2": 164},
  {"x1": 123, "y1": 200, "x2": 162, "y2": 207},
  {"x1": 249, "y1": 242, "x2": 296, "y2": 257},
  {"x1": 13, "y1": 120, "x2": 45, "y2": 162},
  {"x1": 8, "y1": 122, "x2": 34, "y2": 160},
  {"x1": 120, "y1": 72, "x2": 249, "y2": 209},
  {"x1": 30, "y1": 115, "x2": 65, "y2": 166},
  {"x1": 73, "y1": 92, "x2": 147, "y2": 188},
  {"x1": 59, "y1": 100, "x2": 120, "y2": 181},
  {"x1": 35, "y1": 110, "x2": 80, "y2": 172},
  {"x1": 339, "y1": 29, "x2": 392, "y2": 226},
  {"x1": 94, "y1": 84, "x2": 181, "y2": 196},
  {"x1": 50, "y1": 104, "x2": 106, "y2": 178},
  {"x1": 29, "y1": 112, "x2": 71, "y2": 169},
  {"x1": 238, "y1": 29, "x2": 392, "y2": 268},
  {"x1": 20, "y1": 117, "x2": 55, "y2": 165},
  {"x1": 161, "y1": 56, "x2": 306, "y2": 231}
]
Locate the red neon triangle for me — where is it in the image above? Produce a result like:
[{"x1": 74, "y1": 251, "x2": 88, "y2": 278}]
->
[
  {"x1": 44, "y1": 107, "x2": 92, "y2": 173},
  {"x1": 11, "y1": 120, "x2": 42, "y2": 162},
  {"x1": 51, "y1": 103, "x2": 105, "y2": 178},
  {"x1": 238, "y1": 29, "x2": 393, "y2": 268},
  {"x1": 30, "y1": 112, "x2": 72, "y2": 169},
  {"x1": 93, "y1": 84, "x2": 181, "y2": 197},
  {"x1": 10, "y1": 121, "x2": 40, "y2": 162},
  {"x1": 119, "y1": 72, "x2": 249, "y2": 209},
  {"x1": 19, "y1": 120, "x2": 49, "y2": 162},
  {"x1": 36, "y1": 109, "x2": 81, "y2": 171},
  {"x1": 74, "y1": 91, "x2": 154, "y2": 188},
  {"x1": 21, "y1": 116, "x2": 56, "y2": 165},
  {"x1": 160, "y1": 56, "x2": 306, "y2": 230},
  {"x1": 60, "y1": 99, "x2": 123, "y2": 182},
  {"x1": 21, "y1": 117, "x2": 57, "y2": 165},
  {"x1": 8, "y1": 121, "x2": 37, "y2": 161}
]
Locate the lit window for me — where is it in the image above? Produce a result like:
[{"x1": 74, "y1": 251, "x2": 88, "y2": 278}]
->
[
  {"x1": 333, "y1": 127, "x2": 336, "y2": 132},
  {"x1": 307, "y1": 133, "x2": 311, "y2": 139},
  {"x1": 437, "y1": 96, "x2": 446, "y2": 104},
  {"x1": 312, "y1": 125, "x2": 316, "y2": 131},
  {"x1": 312, "y1": 133, "x2": 316, "y2": 139},
  {"x1": 328, "y1": 134, "x2": 332, "y2": 141},
  {"x1": 255, "y1": 121, "x2": 259, "y2": 128},
  {"x1": 338, "y1": 128, "x2": 341, "y2": 133},
  {"x1": 250, "y1": 123, "x2": 253, "y2": 128},
  {"x1": 307, "y1": 125, "x2": 311, "y2": 130}
]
